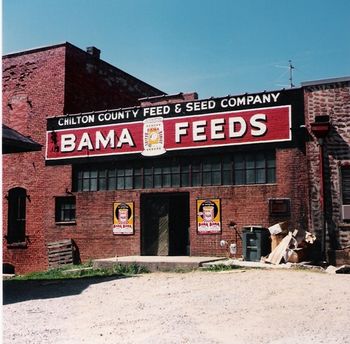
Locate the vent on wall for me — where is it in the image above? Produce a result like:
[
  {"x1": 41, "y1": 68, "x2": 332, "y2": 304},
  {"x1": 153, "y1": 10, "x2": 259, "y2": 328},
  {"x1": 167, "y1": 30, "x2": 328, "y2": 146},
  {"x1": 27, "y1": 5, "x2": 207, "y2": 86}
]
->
[
  {"x1": 269, "y1": 198, "x2": 291, "y2": 217},
  {"x1": 341, "y1": 205, "x2": 350, "y2": 221}
]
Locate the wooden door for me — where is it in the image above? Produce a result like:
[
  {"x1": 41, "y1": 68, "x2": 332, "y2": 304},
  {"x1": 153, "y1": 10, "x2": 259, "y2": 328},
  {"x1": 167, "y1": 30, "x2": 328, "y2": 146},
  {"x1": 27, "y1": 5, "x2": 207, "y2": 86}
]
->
[{"x1": 141, "y1": 196, "x2": 169, "y2": 255}]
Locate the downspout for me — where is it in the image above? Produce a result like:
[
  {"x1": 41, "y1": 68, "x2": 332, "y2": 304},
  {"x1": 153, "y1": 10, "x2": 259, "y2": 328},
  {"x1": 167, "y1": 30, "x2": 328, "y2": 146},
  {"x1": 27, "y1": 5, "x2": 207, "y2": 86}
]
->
[{"x1": 310, "y1": 116, "x2": 331, "y2": 262}]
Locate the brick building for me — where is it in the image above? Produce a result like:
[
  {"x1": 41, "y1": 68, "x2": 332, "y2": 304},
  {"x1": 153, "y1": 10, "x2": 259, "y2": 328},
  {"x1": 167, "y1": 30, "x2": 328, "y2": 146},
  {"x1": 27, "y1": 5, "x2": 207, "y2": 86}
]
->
[
  {"x1": 3, "y1": 43, "x2": 349, "y2": 274},
  {"x1": 2, "y1": 42, "x2": 164, "y2": 273},
  {"x1": 303, "y1": 77, "x2": 350, "y2": 264}
]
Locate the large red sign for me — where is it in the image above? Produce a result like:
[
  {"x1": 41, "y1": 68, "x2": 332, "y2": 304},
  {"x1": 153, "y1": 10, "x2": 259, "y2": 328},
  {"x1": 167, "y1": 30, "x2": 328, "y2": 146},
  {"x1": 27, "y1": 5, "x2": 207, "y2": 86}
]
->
[{"x1": 46, "y1": 106, "x2": 291, "y2": 160}]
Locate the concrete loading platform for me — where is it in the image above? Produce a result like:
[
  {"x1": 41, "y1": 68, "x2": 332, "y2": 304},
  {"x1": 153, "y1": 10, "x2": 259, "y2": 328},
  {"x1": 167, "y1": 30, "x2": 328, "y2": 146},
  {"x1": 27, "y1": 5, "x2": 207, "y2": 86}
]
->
[{"x1": 93, "y1": 256, "x2": 226, "y2": 272}]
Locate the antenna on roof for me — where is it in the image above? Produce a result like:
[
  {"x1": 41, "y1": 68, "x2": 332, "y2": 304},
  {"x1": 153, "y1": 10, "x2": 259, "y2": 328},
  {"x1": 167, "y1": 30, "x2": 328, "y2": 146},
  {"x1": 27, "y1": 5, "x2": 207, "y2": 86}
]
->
[
  {"x1": 289, "y1": 60, "x2": 295, "y2": 88},
  {"x1": 275, "y1": 60, "x2": 296, "y2": 88}
]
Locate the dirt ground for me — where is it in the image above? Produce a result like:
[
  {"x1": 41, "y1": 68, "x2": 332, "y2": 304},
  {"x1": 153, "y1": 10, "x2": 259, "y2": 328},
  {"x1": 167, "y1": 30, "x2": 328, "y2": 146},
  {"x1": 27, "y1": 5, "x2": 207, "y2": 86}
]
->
[{"x1": 3, "y1": 269, "x2": 350, "y2": 344}]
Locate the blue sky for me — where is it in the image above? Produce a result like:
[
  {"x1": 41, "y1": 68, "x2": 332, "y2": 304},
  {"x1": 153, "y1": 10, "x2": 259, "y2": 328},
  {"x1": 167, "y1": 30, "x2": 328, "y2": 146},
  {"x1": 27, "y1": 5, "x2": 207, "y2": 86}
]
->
[{"x1": 3, "y1": 0, "x2": 350, "y2": 98}]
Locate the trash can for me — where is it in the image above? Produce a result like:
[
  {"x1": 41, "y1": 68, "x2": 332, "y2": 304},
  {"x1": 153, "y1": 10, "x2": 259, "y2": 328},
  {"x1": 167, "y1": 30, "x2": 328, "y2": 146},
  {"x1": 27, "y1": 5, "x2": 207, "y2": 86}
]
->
[{"x1": 242, "y1": 226, "x2": 270, "y2": 261}]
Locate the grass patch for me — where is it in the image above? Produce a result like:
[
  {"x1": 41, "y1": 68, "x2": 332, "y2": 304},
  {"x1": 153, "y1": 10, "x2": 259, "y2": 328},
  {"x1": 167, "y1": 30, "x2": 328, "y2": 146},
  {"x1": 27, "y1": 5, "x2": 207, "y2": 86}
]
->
[
  {"x1": 10, "y1": 263, "x2": 149, "y2": 281},
  {"x1": 202, "y1": 264, "x2": 250, "y2": 272},
  {"x1": 113, "y1": 263, "x2": 149, "y2": 275}
]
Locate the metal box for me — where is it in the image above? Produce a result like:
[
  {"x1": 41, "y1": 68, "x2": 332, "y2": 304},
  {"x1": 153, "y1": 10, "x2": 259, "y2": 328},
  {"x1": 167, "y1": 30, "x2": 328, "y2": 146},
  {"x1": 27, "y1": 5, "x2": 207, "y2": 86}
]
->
[{"x1": 242, "y1": 226, "x2": 270, "y2": 262}]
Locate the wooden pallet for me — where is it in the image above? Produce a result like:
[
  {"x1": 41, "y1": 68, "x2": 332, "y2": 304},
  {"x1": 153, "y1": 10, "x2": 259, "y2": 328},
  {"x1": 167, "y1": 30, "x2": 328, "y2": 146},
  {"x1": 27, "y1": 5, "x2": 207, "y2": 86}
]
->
[{"x1": 47, "y1": 239, "x2": 73, "y2": 268}]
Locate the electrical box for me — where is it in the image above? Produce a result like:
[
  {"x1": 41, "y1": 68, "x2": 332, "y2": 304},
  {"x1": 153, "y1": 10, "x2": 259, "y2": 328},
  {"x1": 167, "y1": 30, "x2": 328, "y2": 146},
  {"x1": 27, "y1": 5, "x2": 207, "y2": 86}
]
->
[{"x1": 242, "y1": 226, "x2": 270, "y2": 262}]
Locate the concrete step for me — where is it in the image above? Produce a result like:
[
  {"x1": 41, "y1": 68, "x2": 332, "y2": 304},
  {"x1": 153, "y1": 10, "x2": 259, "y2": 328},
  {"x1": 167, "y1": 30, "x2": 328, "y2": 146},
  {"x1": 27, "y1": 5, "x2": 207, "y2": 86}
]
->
[{"x1": 93, "y1": 256, "x2": 226, "y2": 272}]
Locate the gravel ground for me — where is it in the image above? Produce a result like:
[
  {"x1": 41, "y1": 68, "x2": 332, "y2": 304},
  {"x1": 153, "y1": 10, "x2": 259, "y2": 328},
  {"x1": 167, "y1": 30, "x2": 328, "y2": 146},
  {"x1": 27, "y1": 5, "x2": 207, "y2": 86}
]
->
[{"x1": 3, "y1": 269, "x2": 350, "y2": 344}]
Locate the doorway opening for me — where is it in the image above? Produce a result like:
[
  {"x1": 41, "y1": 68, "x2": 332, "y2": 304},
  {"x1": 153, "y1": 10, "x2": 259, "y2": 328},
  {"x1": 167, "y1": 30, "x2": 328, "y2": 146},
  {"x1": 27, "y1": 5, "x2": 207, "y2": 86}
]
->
[{"x1": 141, "y1": 192, "x2": 190, "y2": 256}]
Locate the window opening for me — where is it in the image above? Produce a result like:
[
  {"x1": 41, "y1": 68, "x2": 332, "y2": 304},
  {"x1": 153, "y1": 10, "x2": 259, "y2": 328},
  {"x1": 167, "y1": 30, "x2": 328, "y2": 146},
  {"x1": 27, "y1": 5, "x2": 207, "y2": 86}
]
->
[
  {"x1": 73, "y1": 151, "x2": 276, "y2": 191},
  {"x1": 55, "y1": 197, "x2": 76, "y2": 223},
  {"x1": 7, "y1": 187, "x2": 27, "y2": 244}
]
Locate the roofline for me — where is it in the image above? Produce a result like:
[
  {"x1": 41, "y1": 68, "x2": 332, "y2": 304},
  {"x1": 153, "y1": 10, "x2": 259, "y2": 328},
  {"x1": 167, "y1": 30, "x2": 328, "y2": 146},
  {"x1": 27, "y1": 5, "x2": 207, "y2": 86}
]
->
[
  {"x1": 301, "y1": 76, "x2": 350, "y2": 87},
  {"x1": 2, "y1": 41, "x2": 165, "y2": 95},
  {"x1": 2, "y1": 42, "x2": 71, "y2": 59}
]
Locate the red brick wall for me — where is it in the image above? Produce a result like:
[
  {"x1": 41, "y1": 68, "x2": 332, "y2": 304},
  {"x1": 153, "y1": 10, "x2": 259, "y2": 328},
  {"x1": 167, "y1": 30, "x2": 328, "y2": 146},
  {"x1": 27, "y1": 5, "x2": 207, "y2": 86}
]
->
[
  {"x1": 304, "y1": 81, "x2": 350, "y2": 250},
  {"x1": 43, "y1": 147, "x2": 309, "y2": 262},
  {"x1": 2, "y1": 43, "x2": 164, "y2": 274},
  {"x1": 64, "y1": 43, "x2": 164, "y2": 114},
  {"x1": 3, "y1": 45, "x2": 67, "y2": 273}
]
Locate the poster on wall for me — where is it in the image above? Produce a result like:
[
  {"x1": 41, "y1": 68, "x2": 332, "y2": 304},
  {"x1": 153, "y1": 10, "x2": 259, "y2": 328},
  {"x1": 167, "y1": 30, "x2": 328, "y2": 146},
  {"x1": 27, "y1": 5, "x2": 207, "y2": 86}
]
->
[
  {"x1": 113, "y1": 202, "x2": 134, "y2": 235},
  {"x1": 197, "y1": 199, "x2": 221, "y2": 234}
]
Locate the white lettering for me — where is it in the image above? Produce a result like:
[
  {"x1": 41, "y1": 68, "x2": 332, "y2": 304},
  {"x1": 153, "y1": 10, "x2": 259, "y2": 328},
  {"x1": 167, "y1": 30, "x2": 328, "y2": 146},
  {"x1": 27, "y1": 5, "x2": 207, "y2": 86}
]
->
[
  {"x1": 247, "y1": 95, "x2": 254, "y2": 104},
  {"x1": 82, "y1": 114, "x2": 94, "y2": 124},
  {"x1": 262, "y1": 94, "x2": 271, "y2": 103},
  {"x1": 229, "y1": 117, "x2": 247, "y2": 138},
  {"x1": 96, "y1": 130, "x2": 115, "y2": 149},
  {"x1": 143, "y1": 106, "x2": 170, "y2": 116},
  {"x1": 211, "y1": 118, "x2": 225, "y2": 140},
  {"x1": 77, "y1": 132, "x2": 93, "y2": 151},
  {"x1": 271, "y1": 92, "x2": 280, "y2": 102},
  {"x1": 236, "y1": 97, "x2": 246, "y2": 106},
  {"x1": 175, "y1": 122, "x2": 189, "y2": 143},
  {"x1": 132, "y1": 109, "x2": 139, "y2": 118},
  {"x1": 61, "y1": 134, "x2": 76, "y2": 152},
  {"x1": 116, "y1": 128, "x2": 134, "y2": 147},
  {"x1": 175, "y1": 103, "x2": 182, "y2": 113},
  {"x1": 220, "y1": 99, "x2": 228, "y2": 108},
  {"x1": 250, "y1": 114, "x2": 267, "y2": 136},
  {"x1": 193, "y1": 120, "x2": 207, "y2": 141},
  {"x1": 186, "y1": 100, "x2": 216, "y2": 112},
  {"x1": 253, "y1": 95, "x2": 262, "y2": 104}
]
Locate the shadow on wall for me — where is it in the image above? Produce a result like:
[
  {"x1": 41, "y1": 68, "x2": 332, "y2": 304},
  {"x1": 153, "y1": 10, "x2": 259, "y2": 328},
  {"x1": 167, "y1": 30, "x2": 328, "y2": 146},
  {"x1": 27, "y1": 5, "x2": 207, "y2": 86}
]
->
[
  {"x1": 324, "y1": 126, "x2": 350, "y2": 250},
  {"x1": 327, "y1": 125, "x2": 350, "y2": 160},
  {"x1": 3, "y1": 275, "x2": 133, "y2": 305},
  {"x1": 72, "y1": 239, "x2": 81, "y2": 265}
]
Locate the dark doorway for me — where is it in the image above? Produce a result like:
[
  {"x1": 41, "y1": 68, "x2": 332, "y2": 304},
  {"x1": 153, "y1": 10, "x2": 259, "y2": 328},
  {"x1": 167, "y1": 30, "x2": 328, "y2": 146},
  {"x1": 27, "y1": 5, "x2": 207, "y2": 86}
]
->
[{"x1": 141, "y1": 193, "x2": 189, "y2": 256}]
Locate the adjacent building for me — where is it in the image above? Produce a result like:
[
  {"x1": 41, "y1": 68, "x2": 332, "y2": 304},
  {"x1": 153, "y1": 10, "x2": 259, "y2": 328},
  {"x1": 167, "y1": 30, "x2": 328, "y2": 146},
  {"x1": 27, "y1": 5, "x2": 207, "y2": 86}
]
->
[
  {"x1": 303, "y1": 77, "x2": 350, "y2": 264},
  {"x1": 2, "y1": 42, "x2": 164, "y2": 273}
]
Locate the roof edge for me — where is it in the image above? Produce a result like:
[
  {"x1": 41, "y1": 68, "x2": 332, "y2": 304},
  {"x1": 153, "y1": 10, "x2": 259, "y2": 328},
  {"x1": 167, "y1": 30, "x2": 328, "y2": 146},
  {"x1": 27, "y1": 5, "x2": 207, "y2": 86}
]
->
[
  {"x1": 301, "y1": 76, "x2": 350, "y2": 87},
  {"x1": 2, "y1": 42, "x2": 73, "y2": 59}
]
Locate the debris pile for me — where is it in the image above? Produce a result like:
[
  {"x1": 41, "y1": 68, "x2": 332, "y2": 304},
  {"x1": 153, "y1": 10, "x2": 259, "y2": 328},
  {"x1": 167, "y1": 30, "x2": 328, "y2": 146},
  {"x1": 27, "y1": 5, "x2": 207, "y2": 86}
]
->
[{"x1": 263, "y1": 222, "x2": 316, "y2": 265}]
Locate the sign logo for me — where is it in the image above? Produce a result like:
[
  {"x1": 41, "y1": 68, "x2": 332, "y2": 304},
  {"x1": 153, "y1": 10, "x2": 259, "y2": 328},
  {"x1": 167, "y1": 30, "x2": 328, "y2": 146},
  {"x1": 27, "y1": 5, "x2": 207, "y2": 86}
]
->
[{"x1": 142, "y1": 117, "x2": 166, "y2": 156}]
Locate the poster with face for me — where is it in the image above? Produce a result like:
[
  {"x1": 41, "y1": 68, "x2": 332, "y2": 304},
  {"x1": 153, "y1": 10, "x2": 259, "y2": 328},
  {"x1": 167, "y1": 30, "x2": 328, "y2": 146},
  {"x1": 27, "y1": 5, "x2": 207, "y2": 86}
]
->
[
  {"x1": 113, "y1": 202, "x2": 134, "y2": 235},
  {"x1": 197, "y1": 199, "x2": 221, "y2": 234}
]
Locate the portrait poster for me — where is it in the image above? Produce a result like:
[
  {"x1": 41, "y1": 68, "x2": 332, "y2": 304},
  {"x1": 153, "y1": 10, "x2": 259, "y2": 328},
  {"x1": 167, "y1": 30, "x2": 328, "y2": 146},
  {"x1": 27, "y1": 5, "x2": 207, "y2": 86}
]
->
[
  {"x1": 113, "y1": 202, "x2": 134, "y2": 235},
  {"x1": 197, "y1": 198, "x2": 221, "y2": 234}
]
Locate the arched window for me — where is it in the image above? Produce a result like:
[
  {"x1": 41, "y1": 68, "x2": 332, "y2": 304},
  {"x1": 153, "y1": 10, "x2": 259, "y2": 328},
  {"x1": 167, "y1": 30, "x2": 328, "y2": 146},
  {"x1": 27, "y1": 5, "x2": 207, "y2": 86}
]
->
[{"x1": 7, "y1": 187, "x2": 27, "y2": 244}]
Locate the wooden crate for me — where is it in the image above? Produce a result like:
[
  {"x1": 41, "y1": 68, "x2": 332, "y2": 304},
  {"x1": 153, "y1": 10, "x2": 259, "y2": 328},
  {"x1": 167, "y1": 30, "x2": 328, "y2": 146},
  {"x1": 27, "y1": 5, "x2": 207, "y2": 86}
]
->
[{"x1": 47, "y1": 239, "x2": 73, "y2": 268}]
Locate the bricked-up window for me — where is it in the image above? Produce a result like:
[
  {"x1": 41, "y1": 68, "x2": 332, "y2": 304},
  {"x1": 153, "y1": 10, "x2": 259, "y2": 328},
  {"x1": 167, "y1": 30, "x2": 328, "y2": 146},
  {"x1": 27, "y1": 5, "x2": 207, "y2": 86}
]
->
[
  {"x1": 7, "y1": 187, "x2": 27, "y2": 244},
  {"x1": 55, "y1": 197, "x2": 76, "y2": 223},
  {"x1": 342, "y1": 167, "x2": 350, "y2": 205},
  {"x1": 73, "y1": 151, "x2": 276, "y2": 191}
]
